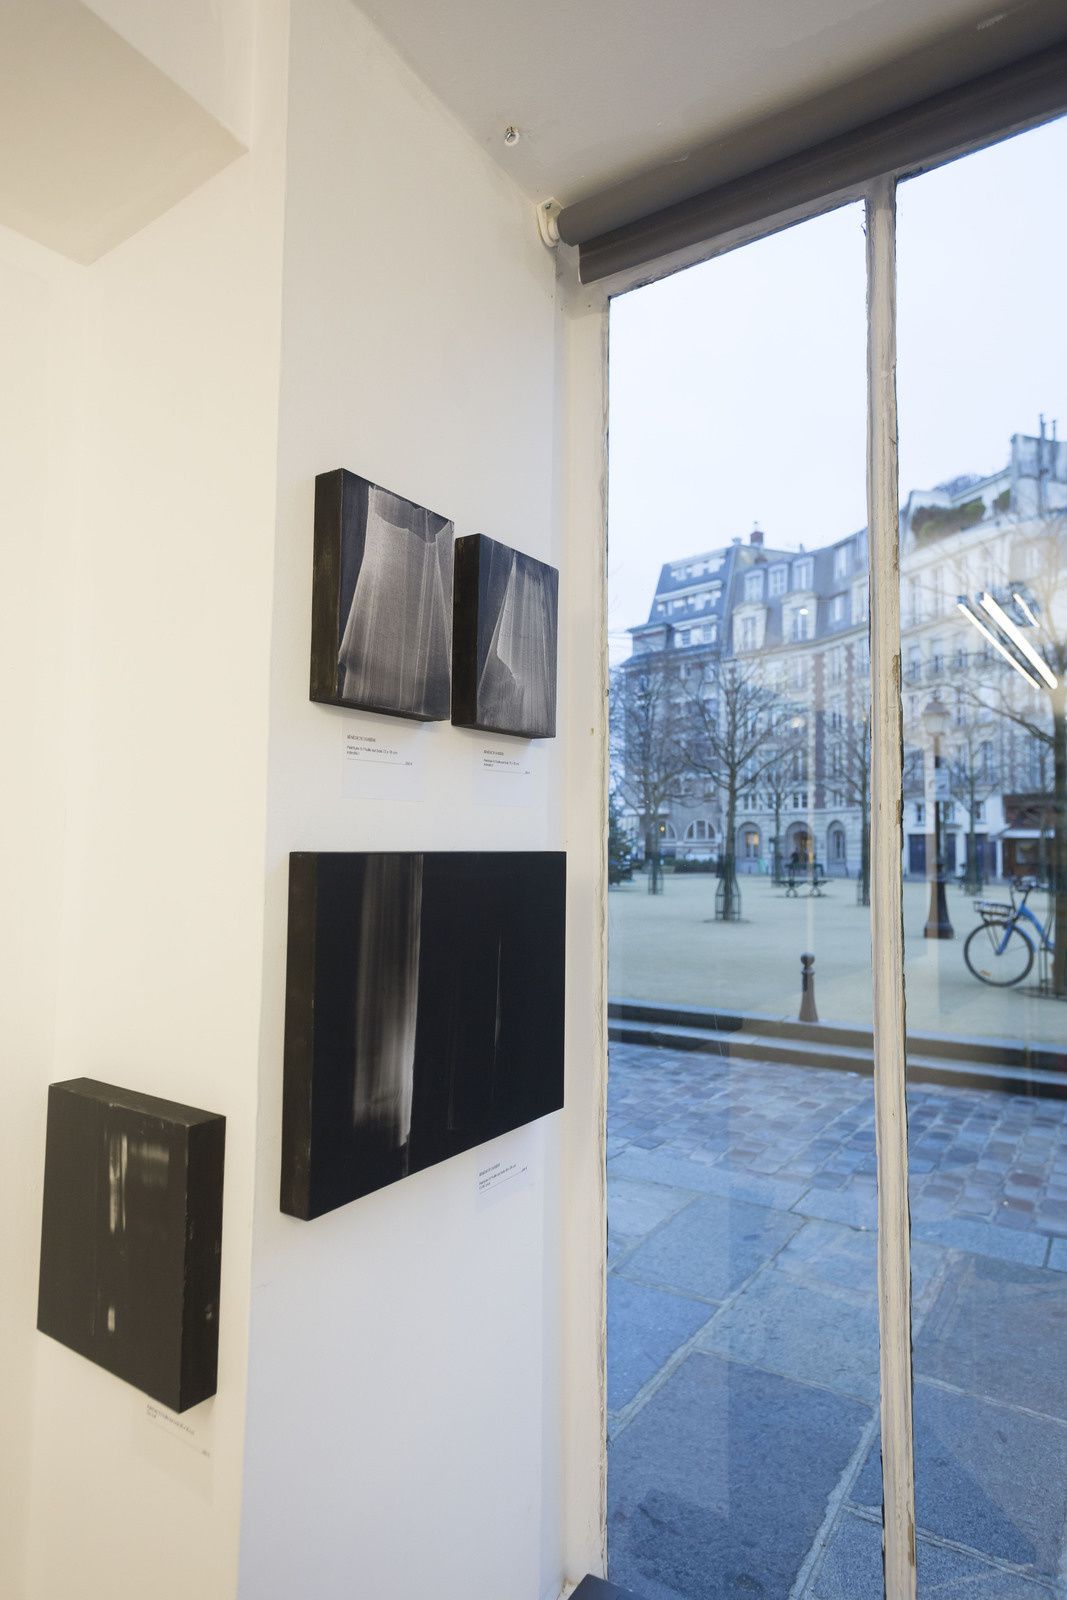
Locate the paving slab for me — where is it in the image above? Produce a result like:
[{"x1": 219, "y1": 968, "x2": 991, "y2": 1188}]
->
[
  {"x1": 608, "y1": 1351, "x2": 871, "y2": 1600},
  {"x1": 852, "y1": 1381, "x2": 1067, "y2": 1581},
  {"x1": 810, "y1": 1510, "x2": 1054, "y2": 1600},
  {"x1": 609, "y1": 1146, "x2": 808, "y2": 1210},
  {"x1": 699, "y1": 1266, "x2": 880, "y2": 1400},
  {"x1": 1048, "y1": 1238, "x2": 1067, "y2": 1272},
  {"x1": 916, "y1": 1254, "x2": 1067, "y2": 1420},
  {"x1": 616, "y1": 1192, "x2": 803, "y2": 1303},
  {"x1": 608, "y1": 1176, "x2": 699, "y2": 1242},
  {"x1": 793, "y1": 1184, "x2": 879, "y2": 1231},
  {"x1": 911, "y1": 1214, "x2": 1049, "y2": 1266},
  {"x1": 775, "y1": 1218, "x2": 946, "y2": 1307},
  {"x1": 608, "y1": 1277, "x2": 715, "y2": 1413}
]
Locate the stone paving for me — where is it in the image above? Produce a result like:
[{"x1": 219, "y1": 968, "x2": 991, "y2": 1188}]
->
[
  {"x1": 606, "y1": 1042, "x2": 1067, "y2": 1600},
  {"x1": 608, "y1": 875, "x2": 1066, "y2": 1049}
]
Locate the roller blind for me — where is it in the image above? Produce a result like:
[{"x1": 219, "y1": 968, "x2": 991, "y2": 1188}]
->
[{"x1": 560, "y1": 16, "x2": 1067, "y2": 285}]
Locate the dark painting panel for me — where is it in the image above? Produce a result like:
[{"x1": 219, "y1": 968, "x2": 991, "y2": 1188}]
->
[
  {"x1": 281, "y1": 851, "x2": 567, "y2": 1220},
  {"x1": 37, "y1": 1079, "x2": 225, "y2": 1412},
  {"x1": 311, "y1": 468, "x2": 454, "y2": 720},
  {"x1": 452, "y1": 533, "x2": 559, "y2": 739}
]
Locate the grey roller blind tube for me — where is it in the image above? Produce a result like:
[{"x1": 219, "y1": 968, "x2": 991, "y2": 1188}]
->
[{"x1": 561, "y1": 23, "x2": 1067, "y2": 285}]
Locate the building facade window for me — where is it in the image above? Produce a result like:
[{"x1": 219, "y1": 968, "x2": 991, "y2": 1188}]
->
[
  {"x1": 792, "y1": 557, "x2": 814, "y2": 590},
  {"x1": 744, "y1": 571, "x2": 764, "y2": 601}
]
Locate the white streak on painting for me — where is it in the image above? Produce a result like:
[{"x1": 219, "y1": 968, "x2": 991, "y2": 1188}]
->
[
  {"x1": 129, "y1": 1139, "x2": 171, "y2": 1188},
  {"x1": 338, "y1": 486, "x2": 451, "y2": 715},
  {"x1": 352, "y1": 855, "x2": 422, "y2": 1151},
  {"x1": 478, "y1": 548, "x2": 556, "y2": 733},
  {"x1": 108, "y1": 1132, "x2": 128, "y2": 1235}
]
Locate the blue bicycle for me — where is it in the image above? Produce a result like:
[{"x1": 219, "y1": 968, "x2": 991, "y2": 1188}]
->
[{"x1": 965, "y1": 877, "x2": 1054, "y2": 987}]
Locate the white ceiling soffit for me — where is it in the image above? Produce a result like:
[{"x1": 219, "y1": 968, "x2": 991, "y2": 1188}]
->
[
  {"x1": 0, "y1": 0, "x2": 244, "y2": 264},
  {"x1": 358, "y1": 0, "x2": 1066, "y2": 224}
]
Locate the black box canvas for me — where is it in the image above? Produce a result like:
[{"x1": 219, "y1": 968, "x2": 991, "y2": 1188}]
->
[
  {"x1": 37, "y1": 1079, "x2": 225, "y2": 1412},
  {"x1": 311, "y1": 468, "x2": 453, "y2": 720},
  {"x1": 281, "y1": 851, "x2": 566, "y2": 1220},
  {"x1": 451, "y1": 533, "x2": 559, "y2": 738}
]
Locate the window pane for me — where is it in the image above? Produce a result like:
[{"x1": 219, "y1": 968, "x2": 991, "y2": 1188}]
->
[
  {"x1": 896, "y1": 114, "x2": 1067, "y2": 1593},
  {"x1": 608, "y1": 204, "x2": 882, "y2": 1599}
]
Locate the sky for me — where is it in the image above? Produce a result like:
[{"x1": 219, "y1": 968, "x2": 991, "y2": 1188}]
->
[{"x1": 607, "y1": 115, "x2": 1067, "y2": 660}]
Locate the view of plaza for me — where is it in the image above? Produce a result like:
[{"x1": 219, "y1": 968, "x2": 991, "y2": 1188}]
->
[{"x1": 606, "y1": 114, "x2": 1067, "y2": 1600}]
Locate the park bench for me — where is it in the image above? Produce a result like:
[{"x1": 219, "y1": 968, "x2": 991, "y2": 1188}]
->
[{"x1": 784, "y1": 859, "x2": 827, "y2": 898}]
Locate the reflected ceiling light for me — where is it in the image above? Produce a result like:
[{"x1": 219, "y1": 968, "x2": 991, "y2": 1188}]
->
[
  {"x1": 956, "y1": 599, "x2": 1041, "y2": 690},
  {"x1": 979, "y1": 591, "x2": 1058, "y2": 689}
]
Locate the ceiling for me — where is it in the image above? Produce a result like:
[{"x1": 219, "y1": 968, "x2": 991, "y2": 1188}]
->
[{"x1": 358, "y1": 0, "x2": 1050, "y2": 215}]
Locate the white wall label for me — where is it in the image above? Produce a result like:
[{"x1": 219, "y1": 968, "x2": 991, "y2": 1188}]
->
[
  {"x1": 476, "y1": 1142, "x2": 536, "y2": 1208},
  {"x1": 341, "y1": 721, "x2": 425, "y2": 802},
  {"x1": 472, "y1": 741, "x2": 544, "y2": 808},
  {"x1": 145, "y1": 1400, "x2": 210, "y2": 1457}
]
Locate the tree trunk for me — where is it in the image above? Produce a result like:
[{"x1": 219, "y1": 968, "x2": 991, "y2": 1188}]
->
[
  {"x1": 718, "y1": 789, "x2": 739, "y2": 920},
  {"x1": 644, "y1": 823, "x2": 663, "y2": 896},
  {"x1": 859, "y1": 812, "x2": 871, "y2": 907},
  {"x1": 1052, "y1": 690, "x2": 1066, "y2": 995}
]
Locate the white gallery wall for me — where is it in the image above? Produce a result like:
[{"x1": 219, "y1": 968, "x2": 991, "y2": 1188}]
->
[
  {"x1": 239, "y1": 2, "x2": 576, "y2": 1596},
  {"x1": 1, "y1": 1, "x2": 608, "y2": 1597},
  {"x1": 3, "y1": 2, "x2": 291, "y2": 1596}
]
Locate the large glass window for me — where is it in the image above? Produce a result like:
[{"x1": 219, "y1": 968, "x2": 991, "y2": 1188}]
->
[
  {"x1": 605, "y1": 102, "x2": 1067, "y2": 1600},
  {"x1": 607, "y1": 203, "x2": 876, "y2": 1599},
  {"x1": 890, "y1": 113, "x2": 1067, "y2": 1595}
]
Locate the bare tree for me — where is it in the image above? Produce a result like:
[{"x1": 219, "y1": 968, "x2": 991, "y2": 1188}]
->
[
  {"x1": 611, "y1": 654, "x2": 691, "y2": 894},
  {"x1": 685, "y1": 657, "x2": 780, "y2": 920},
  {"x1": 944, "y1": 715, "x2": 1000, "y2": 892},
  {"x1": 753, "y1": 711, "x2": 807, "y2": 885},
  {"x1": 827, "y1": 710, "x2": 872, "y2": 905}
]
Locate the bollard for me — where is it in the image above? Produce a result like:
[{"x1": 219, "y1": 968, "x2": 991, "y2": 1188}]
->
[{"x1": 799, "y1": 952, "x2": 818, "y2": 1023}]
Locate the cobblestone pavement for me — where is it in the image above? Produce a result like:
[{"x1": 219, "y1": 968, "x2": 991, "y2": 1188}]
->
[{"x1": 606, "y1": 1042, "x2": 1067, "y2": 1600}]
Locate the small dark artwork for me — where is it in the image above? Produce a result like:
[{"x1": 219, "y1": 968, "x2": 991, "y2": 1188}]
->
[
  {"x1": 310, "y1": 468, "x2": 453, "y2": 720},
  {"x1": 452, "y1": 533, "x2": 559, "y2": 739},
  {"x1": 37, "y1": 1079, "x2": 225, "y2": 1412},
  {"x1": 281, "y1": 851, "x2": 566, "y2": 1220}
]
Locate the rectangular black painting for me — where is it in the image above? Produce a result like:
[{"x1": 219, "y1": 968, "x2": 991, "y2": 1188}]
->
[
  {"x1": 37, "y1": 1079, "x2": 225, "y2": 1412},
  {"x1": 281, "y1": 851, "x2": 566, "y2": 1220},
  {"x1": 452, "y1": 533, "x2": 559, "y2": 738},
  {"x1": 311, "y1": 468, "x2": 453, "y2": 720}
]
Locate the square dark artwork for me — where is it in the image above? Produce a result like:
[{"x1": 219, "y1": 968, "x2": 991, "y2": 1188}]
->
[
  {"x1": 37, "y1": 1079, "x2": 225, "y2": 1412},
  {"x1": 451, "y1": 533, "x2": 559, "y2": 738},
  {"x1": 281, "y1": 851, "x2": 566, "y2": 1220},
  {"x1": 311, "y1": 468, "x2": 454, "y2": 720}
]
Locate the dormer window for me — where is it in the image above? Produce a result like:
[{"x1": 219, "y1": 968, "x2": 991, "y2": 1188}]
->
[
  {"x1": 793, "y1": 557, "x2": 814, "y2": 590},
  {"x1": 744, "y1": 571, "x2": 764, "y2": 601},
  {"x1": 769, "y1": 565, "x2": 787, "y2": 597},
  {"x1": 833, "y1": 545, "x2": 851, "y2": 579}
]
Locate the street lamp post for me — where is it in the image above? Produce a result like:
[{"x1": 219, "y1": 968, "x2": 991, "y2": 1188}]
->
[{"x1": 923, "y1": 693, "x2": 954, "y2": 939}]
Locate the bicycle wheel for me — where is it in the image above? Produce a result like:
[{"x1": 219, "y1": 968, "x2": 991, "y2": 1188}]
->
[{"x1": 964, "y1": 921, "x2": 1034, "y2": 986}]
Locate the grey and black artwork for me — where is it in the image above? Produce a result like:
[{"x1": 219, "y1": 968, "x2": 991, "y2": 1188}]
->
[
  {"x1": 280, "y1": 851, "x2": 566, "y2": 1220},
  {"x1": 451, "y1": 533, "x2": 559, "y2": 739},
  {"x1": 310, "y1": 468, "x2": 453, "y2": 720},
  {"x1": 37, "y1": 1079, "x2": 225, "y2": 1412}
]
